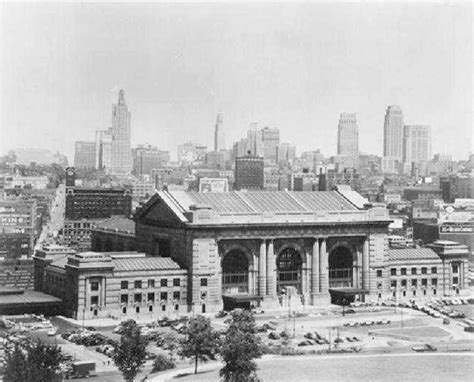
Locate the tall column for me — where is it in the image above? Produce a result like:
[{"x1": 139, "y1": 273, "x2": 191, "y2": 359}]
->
[
  {"x1": 258, "y1": 240, "x2": 267, "y2": 296},
  {"x1": 266, "y1": 240, "x2": 276, "y2": 297},
  {"x1": 319, "y1": 238, "x2": 328, "y2": 294},
  {"x1": 311, "y1": 238, "x2": 320, "y2": 300},
  {"x1": 362, "y1": 239, "x2": 369, "y2": 290}
]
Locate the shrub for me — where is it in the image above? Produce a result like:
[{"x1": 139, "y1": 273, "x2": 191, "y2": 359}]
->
[{"x1": 151, "y1": 354, "x2": 176, "y2": 373}]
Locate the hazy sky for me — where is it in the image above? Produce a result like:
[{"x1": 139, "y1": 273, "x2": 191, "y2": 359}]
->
[{"x1": 1, "y1": 2, "x2": 472, "y2": 161}]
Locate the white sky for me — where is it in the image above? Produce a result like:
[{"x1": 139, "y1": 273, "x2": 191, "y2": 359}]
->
[{"x1": 1, "y1": 2, "x2": 472, "y2": 161}]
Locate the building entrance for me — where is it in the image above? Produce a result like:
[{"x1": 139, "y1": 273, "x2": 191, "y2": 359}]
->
[
  {"x1": 222, "y1": 250, "x2": 249, "y2": 295},
  {"x1": 329, "y1": 246, "x2": 353, "y2": 288},
  {"x1": 277, "y1": 247, "x2": 302, "y2": 294}
]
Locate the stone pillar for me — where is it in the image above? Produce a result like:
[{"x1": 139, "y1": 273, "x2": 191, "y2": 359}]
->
[
  {"x1": 266, "y1": 240, "x2": 276, "y2": 297},
  {"x1": 311, "y1": 238, "x2": 320, "y2": 302},
  {"x1": 319, "y1": 238, "x2": 328, "y2": 294},
  {"x1": 258, "y1": 240, "x2": 267, "y2": 296},
  {"x1": 362, "y1": 239, "x2": 369, "y2": 291}
]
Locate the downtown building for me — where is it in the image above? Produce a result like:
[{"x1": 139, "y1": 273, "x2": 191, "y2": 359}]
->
[
  {"x1": 337, "y1": 113, "x2": 359, "y2": 167},
  {"x1": 214, "y1": 112, "x2": 225, "y2": 151},
  {"x1": 110, "y1": 90, "x2": 132, "y2": 174},
  {"x1": 403, "y1": 125, "x2": 432, "y2": 174},
  {"x1": 382, "y1": 105, "x2": 404, "y2": 173},
  {"x1": 74, "y1": 141, "x2": 96, "y2": 170}
]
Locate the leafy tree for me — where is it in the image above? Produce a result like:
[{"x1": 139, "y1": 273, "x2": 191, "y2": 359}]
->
[
  {"x1": 219, "y1": 309, "x2": 263, "y2": 382},
  {"x1": 178, "y1": 315, "x2": 219, "y2": 374},
  {"x1": 162, "y1": 331, "x2": 180, "y2": 362},
  {"x1": 3, "y1": 343, "x2": 28, "y2": 382},
  {"x1": 4, "y1": 340, "x2": 63, "y2": 382},
  {"x1": 112, "y1": 320, "x2": 149, "y2": 382}
]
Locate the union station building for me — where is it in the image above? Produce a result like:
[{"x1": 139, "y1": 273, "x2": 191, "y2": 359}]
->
[
  {"x1": 134, "y1": 187, "x2": 393, "y2": 313},
  {"x1": 33, "y1": 187, "x2": 470, "y2": 319}
]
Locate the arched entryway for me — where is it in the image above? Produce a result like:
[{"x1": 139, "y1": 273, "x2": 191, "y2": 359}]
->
[
  {"x1": 277, "y1": 247, "x2": 303, "y2": 294},
  {"x1": 222, "y1": 249, "x2": 249, "y2": 295},
  {"x1": 329, "y1": 246, "x2": 354, "y2": 288}
]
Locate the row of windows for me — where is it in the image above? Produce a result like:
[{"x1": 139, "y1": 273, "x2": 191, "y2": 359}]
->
[
  {"x1": 121, "y1": 278, "x2": 182, "y2": 289},
  {"x1": 390, "y1": 278, "x2": 438, "y2": 288},
  {"x1": 388, "y1": 267, "x2": 438, "y2": 276},
  {"x1": 120, "y1": 291, "x2": 181, "y2": 304},
  {"x1": 122, "y1": 303, "x2": 180, "y2": 315}
]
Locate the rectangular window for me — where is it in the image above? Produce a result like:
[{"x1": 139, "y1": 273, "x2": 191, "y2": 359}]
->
[
  {"x1": 121, "y1": 281, "x2": 128, "y2": 289},
  {"x1": 411, "y1": 279, "x2": 417, "y2": 287},
  {"x1": 390, "y1": 268, "x2": 397, "y2": 276},
  {"x1": 90, "y1": 281, "x2": 99, "y2": 291},
  {"x1": 431, "y1": 278, "x2": 438, "y2": 286},
  {"x1": 148, "y1": 279, "x2": 155, "y2": 288},
  {"x1": 421, "y1": 279, "x2": 428, "y2": 286},
  {"x1": 200, "y1": 278, "x2": 208, "y2": 287},
  {"x1": 401, "y1": 268, "x2": 407, "y2": 276},
  {"x1": 173, "y1": 291, "x2": 180, "y2": 300},
  {"x1": 173, "y1": 278, "x2": 180, "y2": 287},
  {"x1": 431, "y1": 267, "x2": 437, "y2": 274},
  {"x1": 147, "y1": 292, "x2": 155, "y2": 302},
  {"x1": 433, "y1": 289, "x2": 437, "y2": 295},
  {"x1": 453, "y1": 277, "x2": 459, "y2": 285},
  {"x1": 90, "y1": 296, "x2": 99, "y2": 305},
  {"x1": 160, "y1": 292, "x2": 168, "y2": 301},
  {"x1": 134, "y1": 293, "x2": 142, "y2": 303},
  {"x1": 452, "y1": 264, "x2": 459, "y2": 273},
  {"x1": 421, "y1": 267, "x2": 427, "y2": 275},
  {"x1": 162, "y1": 304, "x2": 166, "y2": 312},
  {"x1": 401, "y1": 279, "x2": 407, "y2": 287},
  {"x1": 160, "y1": 279, "x2": 168, "y2": 287},
  {"x1": 390, "y1": 280, "x2": 397, "y2": 288},
  {"x1": 413, "y1": 290, "x2": 417, "y2": 296},
  {"x1": 121, "y1": 294, "x2": 128, "y2": 304},
  {"x1": 411, "y1": 268, "x2": 417, "y2": 275},
  {"x1": 376, "y1": 270, "x2": 383, "y2": 278},
  {"x1": 403, "y1": 291, "x2": 406, "y2": 297},
  {"x1": 134, "y1": 280, "x2": 142, "y2": 289}
]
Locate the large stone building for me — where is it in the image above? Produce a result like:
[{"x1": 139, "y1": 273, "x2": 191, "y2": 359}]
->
[
  {"x1": 337, "y1": 113, "x2": 359, "y2": 158},
  {"x1": 74, "y1": 141, "x2": 96, "y2": 170},
  {"x1": 134, "y1": 188, "x2": 392, "y2": 313}
]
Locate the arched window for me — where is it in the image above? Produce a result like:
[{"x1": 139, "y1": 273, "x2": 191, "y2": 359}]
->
[
  {"x1": 222, "y1": 250, "x2": 249, "y2": 294},
  {"x1": 277, "y1": 247, "x2": 302, "y2": 294}
]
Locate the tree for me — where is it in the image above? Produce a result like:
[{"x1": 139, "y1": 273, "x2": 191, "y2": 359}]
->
[
  {"x1": 112, "y1": 320, "x2": 149, "y2": 382},
  {"x1": 162, "y1": 331, "x2": 180, "y2": 362},
  {"x1": 178, "y1": 315, "x2": 219, "y2": 374},
  {"x1": 4, "y1": 340, "x2": 63, "y2": 382},
  {"x1": 3, "y1": 343, "x2": 28, "y2": 382},
  {"x1": 219, "y1": 309, "x2": 262, "y2": 382}
]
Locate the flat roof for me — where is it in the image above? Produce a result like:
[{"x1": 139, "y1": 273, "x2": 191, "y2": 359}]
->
[
  {"x1": 387, "y1": 248, "x2": 441, "y2": 262},
  {"x1": 0, "y1": 289, "x2": 61, "y2": 306}
]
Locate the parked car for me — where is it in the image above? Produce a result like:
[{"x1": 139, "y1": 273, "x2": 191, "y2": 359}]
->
[{"x1": 412, "y1": 344, "x2": 437, "y2": 352}]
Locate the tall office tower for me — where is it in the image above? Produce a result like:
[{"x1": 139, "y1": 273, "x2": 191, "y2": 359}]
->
[
  {"x1": 214, "y1": 112, "x2": 225, "y2": 151},
  {"x1": 110, "y1": 90, "x2": 132, "y2": 174},
  {"x1": 403, "y1": 125, "x2": 432, "y2": 163},
  {"x1": 95, "y1": 129, "x2": 113, "y2": 171},
  {"x1": 246, "y1": 124, "x2": 264, "y2": 157},
  {"x1": 382, "y1": 105, "x2": 404, "y2": 173},
  {"x1": 383, "y1": 105, "x2": 404, "y2": 159},
  {"x1": 261, "y1": 127, "x2": 280, "y2": 162},
  {"x1": 337, "y1": 113, "x2": 359, "y2": 157},
  {"x1": 74, "y1": 141, "x2": 96, "y2": 169},
  {"x1": 277, "y1": 142, "x2": 296, "y2": 166}
]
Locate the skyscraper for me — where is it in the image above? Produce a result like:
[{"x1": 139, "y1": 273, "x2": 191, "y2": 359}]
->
[
  {"x1": 337, "y1": 113, "x2": 359, "y2": 157},
  {"x1": 261, "y1": 127, "x2": 280, "y2": 162},
  {"x1": 110, "y1": 90, "x2": 132, "y2": 174},
  {"x1": 383, "y1": 105, "x2": 404, "y2": 159},
  {"x1": 246, "y1": 124, "x2": 264, "y2": 157},
  {"x1": 403, "y1": 125, "x2": 432, "y2": 164},
  {"x1": 214, "y1": 112, "x2": 225, "y2": 151}
]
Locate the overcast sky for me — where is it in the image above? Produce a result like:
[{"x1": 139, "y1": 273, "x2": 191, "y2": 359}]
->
[{"x1": 1, "y1": 2, "x2": 472, "y2": 161}]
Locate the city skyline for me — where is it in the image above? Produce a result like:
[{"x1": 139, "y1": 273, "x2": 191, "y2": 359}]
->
[{"x1": 1, "y1": 2, "x2": 472, "y2": 161}]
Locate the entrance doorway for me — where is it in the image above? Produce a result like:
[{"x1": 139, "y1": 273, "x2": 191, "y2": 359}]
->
[
  {"x1": 222, "y1": 250, "x2": 249, "y2": 294},
  {"x1": 329, "y1": 246, "x2": 353, "y2": 288},
  {"x1": 277, "y1": 247, "x2": 302, "y2": 294}
]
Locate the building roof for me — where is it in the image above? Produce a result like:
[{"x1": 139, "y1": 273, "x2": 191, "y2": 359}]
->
[
  {"x1": 93, "y1": 217, "x2": 135, "y2": 234},
  {"x1": 0, "y1": 289, "x2": 61, "y2": 305},
  {"x1": 113, "y1": 256, "x2": 182, "y2": 272},
  {"x1": 387, "y1": 248, "x2": 441, "y2": 262},
  {"x1": 169, "y1": 190, "x2": 358, "y2": 214}
]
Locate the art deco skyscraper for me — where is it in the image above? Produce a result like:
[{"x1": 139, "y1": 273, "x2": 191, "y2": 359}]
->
[
  {"x1": 110, "y1": 90, "x2": 132, "y2": 174},
  {"x1": 214, "y1": 112, "x2": 225, "y2": 151},
  {"x1": 337, "y1": 113, "x2": 359, "y2": 157},
  {"x1": 383, "y1": 105, "x2": 404, "y2": 159}
]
